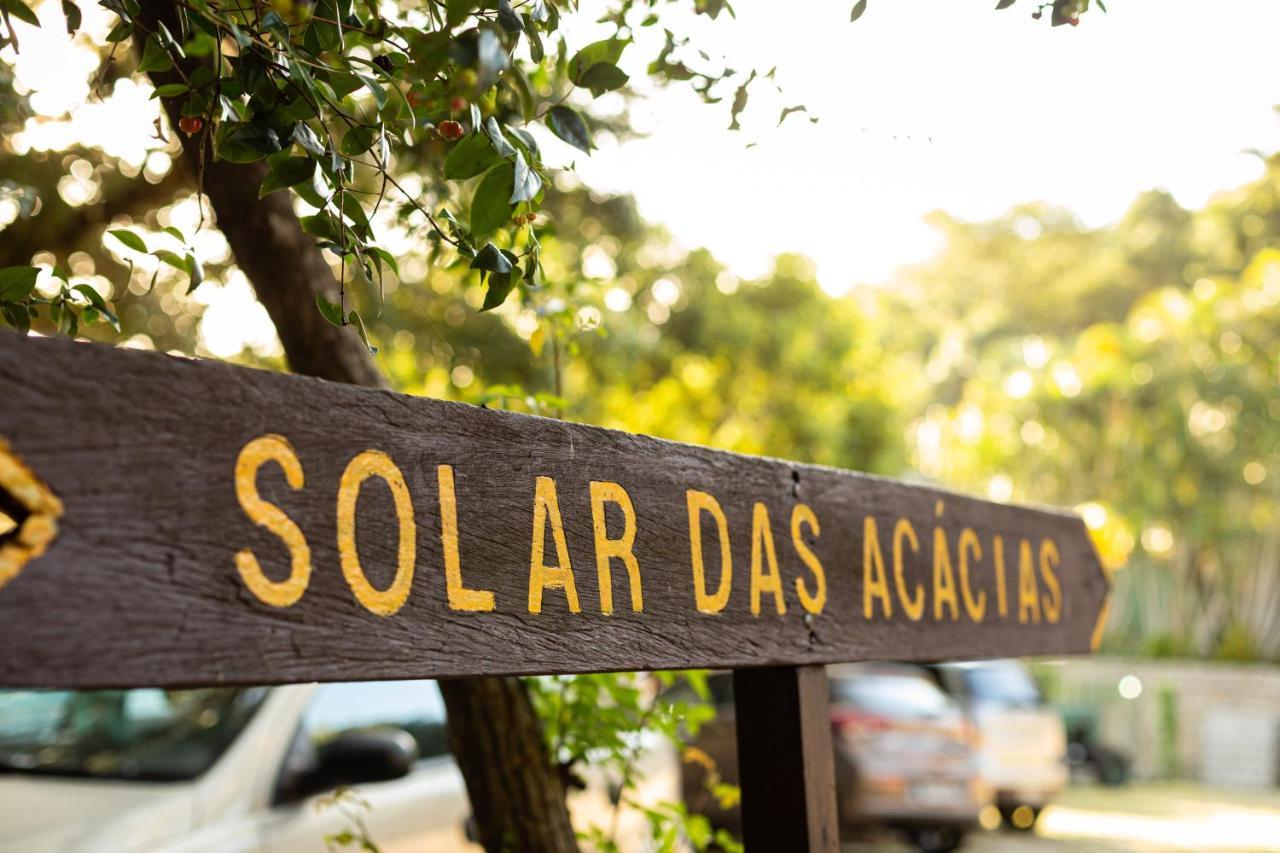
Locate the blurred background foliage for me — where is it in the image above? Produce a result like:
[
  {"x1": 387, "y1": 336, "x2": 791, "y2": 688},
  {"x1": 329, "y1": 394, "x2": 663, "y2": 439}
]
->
[{"x1": 0, "y1": 22, "x2": 1276, "y2": 666}]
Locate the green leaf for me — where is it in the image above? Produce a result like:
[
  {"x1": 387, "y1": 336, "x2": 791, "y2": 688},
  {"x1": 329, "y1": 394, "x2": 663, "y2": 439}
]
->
[
  {"x1": 301, "y1": 214, "x2": 342, "y2": 242},
  {"x1": 292, "y1": 123, "x2": 327, "y2": 158},
  {"x1": 547, "y1": 105, "x2": 592, "y2": 153},
  {"x1": 152, "y1": 249, "x2": 187, "y2": 271},
  {"x1": 444, "y1": 132, "x2": 500, "y2": 181},
  {"x1": 72, "y1": 283, "x2": 118, "y2": 330},
  {"x1": 523, "y1": 14, "x2": 544, "y2": 63},
  {"x1": 108, "y1": 229, "x2": 148, "y2": 253},
  {"x1": 510, "y1": 151, "x2": 541, "y2": 204},
  {"x1": 151, "y1": 82, "x2": 189, "y2": 99},
  {"x1": 578, "y1": 62, "x2": 628, "y2": 98},
  {"x1": 446, "y1": 0, "x2": 478, "y2": 27},
  {"x1": 61, "y1": 0, "x2": 81, "y2": 35},
  {"x1": 995, "y1": 0, "x2": 1016, "y2": 8},
  {"x1": 470, "y1": 163, "x2": 515, "y2": 238},
  {"x1": 510, "y1": 126, "x2": 540, "y2": 160},
  {"x1": 496, "y1": 0, "x2": 522, "y2": 34},
  {"x1": 470, "y1": 242, "x2": 514, "y2": 274},
  {"x1": 480, "y1": 270, "x2": 515, "y2": 311},
  {"x1": 367, "y1": 247, "x2": 400, "y2": 278},
  {"x1": 184, "y1": 253, "x2": 204, "y2": 294},
  {"x1": 0, "y1": 0, "x2": 39, "y2": 28},
  {"x1": 104, "y1": 20, "x2": 131, "y2": 42},
  {"x1": 138, "y1": 35, "x2": 174, "y2": 73},
  {"x1": 259, "y1": 155, "x2": 316, "y2": 197},
  {"x1": 348, "y1": 309, "x2": 376, "y2": 353},
  {"x1": 316, "y1": 293, "x2": 345, "y2": 326},
  {"x1": 850, "y1": 0, "x2": 868, "y2": 22},
  {"x1": 471, "y1": 244, "x2": 520, "y2": 310},
  {"x1": 483, "y1": 117, "x2": 517, "y2": 159},
  {"x1": 355, "y1": 72, "x2": 387, "y2": 110},
  {"x1": 777, "y1": 104, "x2": 809, "y2": 126},
  {"x1": 1, "y1": 303, "x2": 31, "y2": 335},
  {"x1": 0, "y1": 266, "x2": 39, "y2": 302},
  {"x1": 339, "y1": 125, "x2": 374, "y2": 156},
  {"x1": 569, "y1": 38, "x2": 629, "y2": 84},
  {"x1": 216, "y1": 122, "x2": 283, "y2": 163}
]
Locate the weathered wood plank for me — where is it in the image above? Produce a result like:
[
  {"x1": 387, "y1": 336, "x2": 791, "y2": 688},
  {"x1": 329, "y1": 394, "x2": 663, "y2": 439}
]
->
[
  {"x1": 0, "y1": 333, "x2": 1109, "y2": 688},
  {"x1": 733, "y1": 666, "x2": 839, "y2": 852}
]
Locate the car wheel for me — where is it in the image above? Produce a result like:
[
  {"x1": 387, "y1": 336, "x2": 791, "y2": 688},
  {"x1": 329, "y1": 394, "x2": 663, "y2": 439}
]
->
[
  {"x1": 999, "y1": 804, "x2": 1041, "y2": 831},
  {"x1": 905, "y1": 826, "x2": 966, "y2": 852}
]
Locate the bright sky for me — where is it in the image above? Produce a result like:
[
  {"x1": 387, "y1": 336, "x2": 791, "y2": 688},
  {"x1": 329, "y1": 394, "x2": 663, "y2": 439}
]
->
[{"x1": 575, "y1": 0, "x2": 1280, "y2": 292}]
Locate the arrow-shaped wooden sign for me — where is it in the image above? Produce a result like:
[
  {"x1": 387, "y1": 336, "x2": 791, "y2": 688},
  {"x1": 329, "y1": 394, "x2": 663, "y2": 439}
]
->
[{"x1": 0, "y1": 332, "x2": 1109, "y2": 688}]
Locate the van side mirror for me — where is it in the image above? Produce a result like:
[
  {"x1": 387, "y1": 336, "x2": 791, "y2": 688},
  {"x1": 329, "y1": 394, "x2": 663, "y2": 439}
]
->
[{"x1": 278, "y1": 728, "x2": 418, "y2": 803}]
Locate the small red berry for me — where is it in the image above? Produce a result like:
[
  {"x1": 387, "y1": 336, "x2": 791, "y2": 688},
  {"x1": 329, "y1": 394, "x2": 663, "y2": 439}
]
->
[
  {"x1": 178, "y1": 115, "x2": 204, "y2": 136},
  {"x1": 1069, "y1": 15, "x2": 1079, "y2": 25},
  {"x1": 439, "y1": 120, "x2": 465, "y2": 141},
  {"x1": 1031, "y1": 10, "x2": 1042, "y2": 19},
  {"x1": 449, "y1": 96, "x2": 467, "y2": 113}
]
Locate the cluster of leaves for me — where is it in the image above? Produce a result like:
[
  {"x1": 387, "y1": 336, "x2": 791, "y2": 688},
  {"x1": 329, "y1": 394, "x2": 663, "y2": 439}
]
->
[
  {"x1": 526, "y1": 670, "x2": 740, "y2": 851},
  {"x1": 316, "y1": 786, "x2": 381, "y2": 853},
  {"x1": 0, "y1": 264, "x2": 117, "y2": 336},
  {"x1": 0, "y1": 0, "x2": 805, "y2": 345}
]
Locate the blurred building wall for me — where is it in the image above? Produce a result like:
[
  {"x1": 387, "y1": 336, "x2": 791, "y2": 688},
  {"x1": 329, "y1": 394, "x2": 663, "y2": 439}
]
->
[{"x1": 1039, "y1": 658, "x2": 1280, "y2": 788}]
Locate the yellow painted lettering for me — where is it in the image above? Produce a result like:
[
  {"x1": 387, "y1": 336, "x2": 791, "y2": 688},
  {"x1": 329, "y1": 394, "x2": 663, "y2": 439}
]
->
[
  {"x1": 234, "y1": 434, "x2": 311, "y2": 608},
  {"x1": 791, "y1": 504, "x2": 826, "y2": 615},
  {"x1": 590, "y1": 481, "x2": 643, "y2": 614},
  {"x1": 993, "y1": 534, "x2": 1009, "y2": 618},
  {"x1": 337, "y1": 450, "x2": 416, "y2": 616},
  {"x1": 931, "y1": 502, "x2": 959, "y2": 622},
  {"x1": 687, "y1": 490, "x2": 732, "y2": 614},
  {"x1": 437, "y1": 465, "x2": 494, "y2": 612},
  {"x1": 528, "y1": 476, "x2": 580, "y2": 614},
  {"x1": 958, "y1": 527, "x2": 986, "y2": 622},
  {"x1": 863, "y1": 516, "x2": 892, "y2": 619},
  {"x1": 893, "y1": 518, "x2": 925, "y2": 621},
  {"x1": 1039, "y1": 538, "x2": 1062, "y2": 623},
  {"x1": 749, "y1": 502, "x2": 786, "y2": 616},
  {"x1": 1017, "y1": 538, "x2": 1041, "y2": 624}
]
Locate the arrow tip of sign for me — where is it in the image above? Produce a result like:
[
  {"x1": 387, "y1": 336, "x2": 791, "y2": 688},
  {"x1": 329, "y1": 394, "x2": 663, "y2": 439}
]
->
[{"x1": 0, "y1": 438, "x2": 63, "y2": 591}]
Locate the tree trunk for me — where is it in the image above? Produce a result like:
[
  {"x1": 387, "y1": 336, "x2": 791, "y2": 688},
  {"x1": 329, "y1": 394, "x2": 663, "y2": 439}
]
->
[{"x1": 136, "y1": 5, "x2": 578, "y2": 850}]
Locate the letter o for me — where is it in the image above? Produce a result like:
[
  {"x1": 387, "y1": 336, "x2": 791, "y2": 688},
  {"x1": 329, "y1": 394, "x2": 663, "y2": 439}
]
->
[{"x1": 337, "y1": 450, "x2": 416, "y2": 616}]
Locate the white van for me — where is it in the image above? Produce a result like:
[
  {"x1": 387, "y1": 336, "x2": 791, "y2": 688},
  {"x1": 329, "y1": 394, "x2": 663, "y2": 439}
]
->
[{"x1": 931, "y1": 660, "x2": 1068, "y2": 831}]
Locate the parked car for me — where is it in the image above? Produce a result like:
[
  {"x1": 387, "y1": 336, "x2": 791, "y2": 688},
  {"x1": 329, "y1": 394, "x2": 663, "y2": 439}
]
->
[
  {"x1": 681, "y1": 664, "x2": 990, "y2": 853},
  {"x1": 0, "y1": 681, "x2": 474, "y2": 852},
  {"x1": 930, "y1": 660, "x2": 1068, "y2": 830},
  {"x1": 0, "y1": 680, "x2": 674, "y2": 853}
]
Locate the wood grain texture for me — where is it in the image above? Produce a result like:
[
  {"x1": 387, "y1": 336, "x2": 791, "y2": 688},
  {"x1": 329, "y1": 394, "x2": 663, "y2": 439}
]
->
[
  {"x1": 0, "y1": 333, "x2": 1109, "y2": 688},
  {"x1": 733, "y1": 666, "x2": 839, "y2": 853}
]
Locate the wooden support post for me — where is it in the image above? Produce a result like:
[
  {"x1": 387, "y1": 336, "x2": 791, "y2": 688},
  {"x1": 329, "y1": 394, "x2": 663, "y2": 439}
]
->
[{"x1": 732, "y1": 665, "x2": 839, "y2": 852}]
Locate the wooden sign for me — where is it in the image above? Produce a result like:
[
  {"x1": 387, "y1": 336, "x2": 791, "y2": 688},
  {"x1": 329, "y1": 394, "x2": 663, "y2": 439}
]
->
[{"x1": 0, "y1": 333, "x2": 1108, "y2": 689}]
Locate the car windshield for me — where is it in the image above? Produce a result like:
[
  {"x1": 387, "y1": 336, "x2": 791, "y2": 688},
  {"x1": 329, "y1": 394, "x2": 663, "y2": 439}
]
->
[
  {"x1": 959, "y1": 661, "x2": 1044, "y2": 708},
  {"x1": 0, "y1": 687, "x2": 267, "y2": 781},
  {"x1": 831, "y1": 673, "x2": 954, "y2": 719}
]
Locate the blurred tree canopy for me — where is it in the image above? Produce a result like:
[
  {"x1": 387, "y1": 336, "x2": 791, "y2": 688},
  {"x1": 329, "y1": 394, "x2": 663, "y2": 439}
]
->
[{"x1": 889, "y1": 180, "x2": 1279, "y2": 661}]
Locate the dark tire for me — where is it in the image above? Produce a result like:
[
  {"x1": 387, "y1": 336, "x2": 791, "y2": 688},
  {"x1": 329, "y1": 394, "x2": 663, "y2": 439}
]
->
[
  {"x1": 998, "y1": 804, "x2": 1042, "y2": 831},
  {"x1": 905, "y1": 826, "x2": 967, "y2": 853}
]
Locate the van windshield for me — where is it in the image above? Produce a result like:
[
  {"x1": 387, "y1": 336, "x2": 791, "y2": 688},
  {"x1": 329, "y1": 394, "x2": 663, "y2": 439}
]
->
[
  {"x1": 0, "y1": 688, "x2": 267, "y2": 781},
  {"x1": 959, "y1": 661, "x2": 1043, "y2": 708}
]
